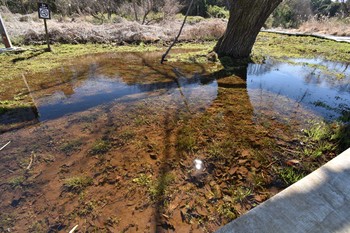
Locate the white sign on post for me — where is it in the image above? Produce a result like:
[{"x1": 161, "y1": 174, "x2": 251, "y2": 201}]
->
[
  {"x1": 38, "y1": 3, "x2": 51, "y2": 51},
  {"x1": 38, "y1": 3, "x2": 51, "y2": 19}
]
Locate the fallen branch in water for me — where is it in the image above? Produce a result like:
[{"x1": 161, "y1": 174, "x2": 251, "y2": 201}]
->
[
  {"x1": 160, "y1": 0, "x2": 194, "y2": 64},
  {"x1": 0, "y1": 141, "x2": 11, "y2": 151},
  {"x1": 22, "y1": 74, "x2": 39, "y2": 111}
]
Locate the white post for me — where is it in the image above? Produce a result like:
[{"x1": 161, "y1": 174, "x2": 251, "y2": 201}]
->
[{"x1": 0, "y1": 13, "x2": 13, "y2": 48}]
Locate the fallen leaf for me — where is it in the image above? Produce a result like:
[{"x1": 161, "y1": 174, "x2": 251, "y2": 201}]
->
[{"x1": 286, "y1": 159, "x2": 300, "y2": 166}]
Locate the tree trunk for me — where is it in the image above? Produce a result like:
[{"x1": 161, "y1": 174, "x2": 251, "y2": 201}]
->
[
  {"x1": 214, "y1": 0, "x2": 282, "y2": 59},
  {"x1": 133, "y1": 1, "x2": 139, "y2": 22}
]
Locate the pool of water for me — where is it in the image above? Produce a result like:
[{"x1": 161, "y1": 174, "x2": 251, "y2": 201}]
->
[
  {"x1": 0, "y1": 52, "x2": 349, "y2": 232},
  {"x1": 30, "y1": 55, "x2": 350, "y2": 124},
  {"x1": 247, "y1": 58, "x2": 350, "y2": 122}
]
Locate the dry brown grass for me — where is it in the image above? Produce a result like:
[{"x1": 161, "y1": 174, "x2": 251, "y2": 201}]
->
[
  {"x1": 181, "y1": 18, "x2": 226, "y2": 41},
  {"x1": 0, "y1": 7, "x2": 227, "y2": 45},
  {"x1": 298, "y1": 16, "x2": 350, "y2": 36}
]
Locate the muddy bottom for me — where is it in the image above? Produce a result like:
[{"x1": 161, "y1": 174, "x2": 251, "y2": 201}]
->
[{"x1": 0, "y1": 51, "x2": 349, "y2": 232}]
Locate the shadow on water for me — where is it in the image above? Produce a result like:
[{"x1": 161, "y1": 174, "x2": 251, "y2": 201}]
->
[{"x1": 150, "y1": 61, "x2": 251, "y2": 231}]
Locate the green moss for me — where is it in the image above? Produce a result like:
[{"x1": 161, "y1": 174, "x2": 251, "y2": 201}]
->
[
  {"x1": 0, "y1": 43, "x2": 163, "y2": 81},
  {"x1": 253, "y1": 32, "x2": 350, "y2": 63},
  {"x1": 0, "y1": 101, "x2": 30, "y2": 114}
]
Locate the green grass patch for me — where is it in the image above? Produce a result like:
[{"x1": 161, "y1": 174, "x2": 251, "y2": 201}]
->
[
  {"x1": 59, "y1": 139, "x2": 83, "y2": 155},
  {"x1": 63, "y1": 176, "x2": 93, "y2": 193},
  {"x1": 0, "y1": 43, "x2": 163, "y2": 81},
  {"x1": 132, "y1": 172, "x2": 175, "y2": 201},
  {"x1": 89, "y1": 139, "x2": 111, "y2": 155},
  {"x1": 8, "y1": 176, "x2": 26, "y2": 189},
  {"x1": 279, "y1": 167, "x2": 306, "y2": 185},
  {"x1": 177, "y1": 125, "x2": 197, "y2": 153},
  {"x1": 253, "y1": 32, "x2": 350, "y2": 63}
]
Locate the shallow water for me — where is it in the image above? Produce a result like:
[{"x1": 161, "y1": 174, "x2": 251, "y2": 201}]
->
[
  {"x1": 13, "y1": 56, "x2": 350, "y2": 125},
  {"x1": 248, "y1": 58, "x2": 350, "y2": 122},
  {"x1": 0, "y1": 52, "x2": 349, "y2": 232}
]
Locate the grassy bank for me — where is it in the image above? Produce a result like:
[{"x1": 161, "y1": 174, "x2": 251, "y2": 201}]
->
[{"x1": 1, "y1": 32, "x2": 350, "y2": 78}]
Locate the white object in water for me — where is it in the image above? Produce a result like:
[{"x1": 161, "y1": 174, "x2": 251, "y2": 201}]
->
[{"x1": 194, "y1": 159, "x2": 204, "y2": 170}]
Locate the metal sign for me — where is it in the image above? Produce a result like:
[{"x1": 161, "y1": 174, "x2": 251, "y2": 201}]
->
[{"x1": 38, "y1": 3, "x2": 51, "y2": 19}]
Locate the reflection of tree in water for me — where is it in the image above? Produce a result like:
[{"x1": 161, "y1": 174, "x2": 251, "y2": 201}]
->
[
  {"x1": 302, "y1": 59, "x2": 350, "y2": 92},
  {"x1": 247, "y1": 59, "x2": 278, "y2": 76},
  {"x1": 247, "y1": 57, "x2": 350, "y2": 123}
]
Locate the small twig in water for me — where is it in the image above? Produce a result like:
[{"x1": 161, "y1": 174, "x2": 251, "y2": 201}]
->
[
  {"x1": 69, "y1": 225, "x2": 79, "y2": 233},
  {"x1": 26, "y1": 152, "x2": 35, "y2": 170},
  {"x1": 6, "y1": 168, "x2": 14, "y2": 173},
  {"x1": 0, "y1": 141, "x2": 11, "y2": 151}
]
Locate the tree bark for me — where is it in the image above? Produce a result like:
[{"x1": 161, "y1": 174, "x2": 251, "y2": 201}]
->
[{"x1": 214, "y1": 0, "x2": 282, "y2": 59}]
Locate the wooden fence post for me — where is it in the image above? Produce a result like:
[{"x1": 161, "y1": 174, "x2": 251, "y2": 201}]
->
[{"x1": 0, "y1": 13, "x2": 13, "y2": 48}]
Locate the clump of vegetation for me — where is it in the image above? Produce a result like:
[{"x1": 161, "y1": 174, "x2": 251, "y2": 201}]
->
[
  {"x1": 134, "y1": 116, "x2": 150, "y2": 126},
  {"x1": 119, "y1": 130, "x2": 136, "y2": 141},
  {"x1": 105, "y1": 216, "x2": 121, "y2": 227},
  {"x1": 149, "y1": 173, "x2": 175, "y2": 200},
  {"x1": 132, "y1": 173, "x2": 152, "y2": 186},
  {"x1": 63, "y1": 176, "x2": 93, "y2": 193},
  {"x1": 59, "y1": 139, "x2": 83, "y2": 155},
  {"x1": 0, "y1": 213, "x2": 14, "y2": 231},
  {"x1": 133, "y1": 172, "x2": 175, "y2": 201},
  {"x1": 8, "y1": 176, "x2": 26, "y2": 189},
  {"x1": 279, "y1": 167, "x2": 306, "y2": 185},
  {"x1": 207, "y1": 5, "x2": 229, "y2": 19},
  {"x1": 301, "y1": 120, "x2": 350, "y2": 159},
  {"x1": 234, "y1": 186, "x2": 253, "y2": 203},
  {"x1": 207, "y1": 139, "x2": 236, "y2": 160},
  {"x1": 89, "y1": 139, "x2": 111, "y2": 155},
  {"x1": 77, "y1": 201, "x2": 96, "y2": 217},
  {"x1": 29, "y1": 220, "x2": 46, "y2": 233},
  {"x1": 217, "y1": 202, "x2": 237, "y2": 221},
  {"x1": 303, "y1": 121, "x2": 330, "y2": 141},
  {"x1": 177, "y1": 125, "x2": 197, "y2": 153}
]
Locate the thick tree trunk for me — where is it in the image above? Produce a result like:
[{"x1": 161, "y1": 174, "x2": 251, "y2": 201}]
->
[{"x1": 214, "y1": 0, "x2": 282, "y2": 59}]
